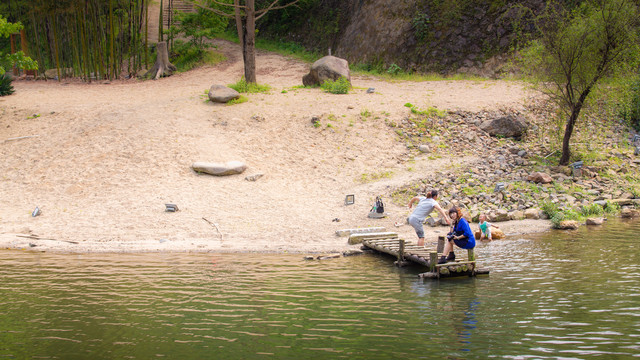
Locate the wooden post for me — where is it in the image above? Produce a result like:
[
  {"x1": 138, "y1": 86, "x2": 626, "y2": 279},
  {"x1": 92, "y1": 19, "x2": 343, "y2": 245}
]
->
[
  {"x1": 429, "y1": 251, "x2": 438, "y2": 272},
  {"x1": 467, "y1": 248, "x2": 475, "y2": 262},
  {"x1": 437, "y1": 236, "x2": 445, "y2": 254},
  {"x1": 394, "y1": 239, "x2": 408, "y2": 267},
  {"x1": 397, "y1": 239, "x2": 405, "y2": 262}
]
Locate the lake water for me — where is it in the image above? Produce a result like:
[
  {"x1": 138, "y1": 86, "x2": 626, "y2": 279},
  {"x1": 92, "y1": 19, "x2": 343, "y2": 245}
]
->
[{"x1": 1, "y1": 219, "x2": 639, "y2": 359}]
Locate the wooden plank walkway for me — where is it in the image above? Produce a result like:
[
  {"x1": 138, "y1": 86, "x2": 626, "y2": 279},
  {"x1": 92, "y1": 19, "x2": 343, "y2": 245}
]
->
[{"x1": 361, "y1": 236, "x2": 489, "y2": 279}]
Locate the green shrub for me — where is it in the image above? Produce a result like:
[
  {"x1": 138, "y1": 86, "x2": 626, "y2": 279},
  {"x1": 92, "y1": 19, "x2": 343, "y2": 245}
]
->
[
  {"x1": 0, "y1": 74, "x2": 14, "y2": 96},
  {"x1": 604, "y1": 201, "x2": 621, "y2": 214},
  {"x1": 321, "y1": 76, "x2": 350, "y2": 94},
  {"x1": 619, "y1": 75, "x2": 640, "y2": 131},
  {"x1": 228, "y1": 77, "x2": 271, "y2": 94},
  {"x1": 387, "y1": 63, "x2": 402, "y2": 75},
  {"x1": 581, "y1": 203, "x2": 604, "y2": 217},
  {"x1": 541, "y1": 201, "x2": 560, "y2": 218}
]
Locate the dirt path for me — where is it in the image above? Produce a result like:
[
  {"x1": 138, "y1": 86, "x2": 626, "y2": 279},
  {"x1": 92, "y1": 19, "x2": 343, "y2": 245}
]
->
[{"x1": 0, "y1": 40, "x2": 535, "y2": 253}]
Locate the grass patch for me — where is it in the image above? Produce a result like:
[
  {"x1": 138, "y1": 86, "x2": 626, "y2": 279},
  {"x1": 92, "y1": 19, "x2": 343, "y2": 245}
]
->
[
  {"x1": 172, "y1": 45, "x2": 227, "y2": 73},
  {"x1": 228, "y1": 77, "x2": 271, "y2": 94},
  {"x1": 217, "y1": 31, "x2": 320, "y2": 63},
  {"x1": 358, "y1": 171, "x2": 394, "y2": 183},
  {"x1": 227, "y1": 95, "x2": 248, "y2": 105},
  {"x1": 321, "y1": 77, "x2": 350, "y2": 94},
  {"x1": 351, "y1": 63, "x2": 488, "y2": 82}
]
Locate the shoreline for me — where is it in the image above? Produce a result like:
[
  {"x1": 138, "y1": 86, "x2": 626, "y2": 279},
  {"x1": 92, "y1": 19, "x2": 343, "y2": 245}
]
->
[{"x1": 1, "y1": 217, "x2": 553, "y2": 254}]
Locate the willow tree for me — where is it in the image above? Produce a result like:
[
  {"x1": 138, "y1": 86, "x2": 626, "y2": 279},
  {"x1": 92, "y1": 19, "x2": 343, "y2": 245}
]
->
[
  {"x1": 186, "y1": 0, "x2": 301, "y2": 84},
  {"x1": 520, "y1": 0, "x2": 639, "y2": 165}
]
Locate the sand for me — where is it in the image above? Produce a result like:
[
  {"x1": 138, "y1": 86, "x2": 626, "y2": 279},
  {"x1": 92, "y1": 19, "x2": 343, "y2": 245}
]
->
[{"x1": 0, "y1": 39, "x2": 550, "y2": 254}]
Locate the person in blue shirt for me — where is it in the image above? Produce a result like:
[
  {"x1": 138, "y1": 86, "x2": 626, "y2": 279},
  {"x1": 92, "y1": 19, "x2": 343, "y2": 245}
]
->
[{"x1": 439, "y1": 206, "x2": 476, "y2": 264}]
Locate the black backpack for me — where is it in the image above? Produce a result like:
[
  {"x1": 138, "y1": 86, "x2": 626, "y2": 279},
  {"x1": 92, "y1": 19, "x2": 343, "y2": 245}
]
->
[{"x1": 372, "y1": 196, "x2": 384, "y2": 213}]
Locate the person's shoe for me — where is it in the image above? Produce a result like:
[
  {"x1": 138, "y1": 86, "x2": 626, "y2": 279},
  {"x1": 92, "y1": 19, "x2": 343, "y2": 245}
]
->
[
  {"x1": 438, "y1": 256, "x2": 447, "y2": 264},
  {"x1": 447, "y1": 252, "x2": 455, "y2": 261}
]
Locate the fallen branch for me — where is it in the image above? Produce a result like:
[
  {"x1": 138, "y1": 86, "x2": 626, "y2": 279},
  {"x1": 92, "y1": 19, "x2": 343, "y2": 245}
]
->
[
  {"x1": 202, "y1": 217, "x2": 223, "y2": 241},
  {"x1": 3, "y1": 135, "x2": 40, "y2": 143},
  {"x1": 16, "y1": 234, "x2": 79, "y2": 244}
]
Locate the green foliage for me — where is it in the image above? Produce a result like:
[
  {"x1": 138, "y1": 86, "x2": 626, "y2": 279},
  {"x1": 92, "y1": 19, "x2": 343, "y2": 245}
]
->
[
  {"x1": 0, "y1": 73, "x2": 14, "y2": 96},
  {"x1": 227, "y1": 95, "x2": 248, "y2": 105},
  {"x1": 604, "y1": 201, "x2": 621, "y2": 214},
  {"x1": 0, "y1": 15, "x2": 37, "y2": 75},
  {"x1": 321, "y1": 76, "x2": 350, "y2": 94},
  {"x1": 387, "y1": 63, "x2": 402, "y2": 76},
  {"x1": 517, "y1": 0, "x2": 640, "y2": 164},
  {"x1": 171, "y1": 42, "x2": 226, "y2": 72},
  {"x1": 581, "y1": 203, "x2": 604, "y2": 217},
  {"x1": 0, "y1": 15, "x2": 22, "y2": 37},
  {"x1": 412, "y1": 12, "x2": 431, "y2": 42},
  {"x1": 618, "y1": 75, "x2": 640, "y2": 131},
  {"x1": 228, "y1": 77, "x2": 271, "y2": 94},
  {"x1": 541, "y1": 200, "x2": 561, "y2": 218},
  {"x1": 174, "y1": 6, "x2": 228, "y2": 51}
]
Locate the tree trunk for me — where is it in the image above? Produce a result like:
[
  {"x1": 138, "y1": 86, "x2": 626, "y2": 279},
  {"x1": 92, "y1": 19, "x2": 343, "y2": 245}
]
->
[
  {"x1": 146, "y1": 41, "x2": 176, "y2": 79},
  {"x1": 559, "y1": 88, "x2": 591, "y2": 165},
  {"x1": 243, "y1": 0, "x2": 257, "y2": 83}
]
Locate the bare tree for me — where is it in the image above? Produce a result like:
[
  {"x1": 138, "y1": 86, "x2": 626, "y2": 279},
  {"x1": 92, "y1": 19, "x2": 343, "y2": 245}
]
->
[{"x1": 186, "y1": 0, "x2": 301, "y2": 84}]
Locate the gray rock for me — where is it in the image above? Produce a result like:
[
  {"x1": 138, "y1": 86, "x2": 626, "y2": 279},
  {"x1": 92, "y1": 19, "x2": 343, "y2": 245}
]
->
[
  {"x1": 192, "y1": 161, "x2": 247, "y2": 176},
  {"x1": 208, "y1": 85, "x2": 240, "y2": 103},
  {"x1": 518, "y1": 150, "x2": 527, "y2": 157},
  {"x1": 418, "y1": 144, "x2": 430, "y2": 153},
  {"x1": 302, "y1": 56, "x2": 351, "y2": 87},
  {"x1": 245, "y1": 173, "x2": 264, "y2": 181},
  {"x1": 524, "y1": 208, "x2": 540, "y2": 220},
  {"x1": 586, "y1": 217, "x2": 604, "y2": 225},
  {"x1": 479, "y1": 115, "x2": 528, "y2": 139}
]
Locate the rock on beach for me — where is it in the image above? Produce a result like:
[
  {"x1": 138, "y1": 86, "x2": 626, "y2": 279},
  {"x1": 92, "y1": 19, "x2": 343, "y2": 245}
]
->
[{"x1": 192, "y1": 161, "x2": 247, "y2": 176}]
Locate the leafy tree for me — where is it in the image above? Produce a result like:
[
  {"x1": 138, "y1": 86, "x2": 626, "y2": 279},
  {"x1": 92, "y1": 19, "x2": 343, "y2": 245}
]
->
[
  {"x1": 175, "y1": 7, "x2": 229, "y2": 50},
  {"x1": 0, "y1": 14, "x2": 37, "y2": 75},
  {"x1": 186, "y1": 0, "x2": 302, "y2": 84},
  {"x1": 519, "y1": 0, "x2": 639, "y2": 165}
]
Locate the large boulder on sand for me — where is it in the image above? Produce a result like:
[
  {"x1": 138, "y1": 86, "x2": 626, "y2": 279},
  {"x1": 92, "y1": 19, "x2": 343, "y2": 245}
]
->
[
  {"x1": 208, "y1": 85, "x2": 240, "y2": 103},
  {"x1": 479, "y1": 115, "x2": 528, "y2": 139},
  {"x1": 303, "y1": 56, "x2": 351, "y2": 87},
  {"x1": 192, "y1": 161, "x2": 247, "y2": 176}
]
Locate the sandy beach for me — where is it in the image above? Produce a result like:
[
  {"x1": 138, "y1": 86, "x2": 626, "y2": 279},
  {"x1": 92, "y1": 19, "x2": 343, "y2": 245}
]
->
[{"x1": 0, "y1": 40, "x2": 550, "y2": 253}]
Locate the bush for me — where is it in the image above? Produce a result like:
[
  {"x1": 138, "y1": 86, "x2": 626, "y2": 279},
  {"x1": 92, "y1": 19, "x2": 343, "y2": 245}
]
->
[
  {"x1": 541, "y1": 201, "x2": 560, "y2": 218},
  {"x1": 0, "y1": 74, "x2": 14, "y2": 96},
  {"x1": 321, "y1": 76, "x2": 350, "y2": 94},
  {"x1": 620, "y1": 75, "x2": 640, "y2": 131},
  {"x1": 581, "y1": 203, "x2": 604, "y2": 217},
  {"x1": 604, "y1": 201, "x2": 621, "y2": 214}
]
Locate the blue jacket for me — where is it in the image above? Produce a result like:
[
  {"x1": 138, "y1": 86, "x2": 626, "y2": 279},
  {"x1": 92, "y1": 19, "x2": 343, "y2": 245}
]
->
[{"x1": 453, "y1": 218, "x2": 476, "y2": 249}]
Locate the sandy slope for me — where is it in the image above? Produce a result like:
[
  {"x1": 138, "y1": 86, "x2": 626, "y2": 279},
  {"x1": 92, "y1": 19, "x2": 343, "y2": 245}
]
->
[{"x1": 0, "y1": 40, "x2": 542, "y2": 253}]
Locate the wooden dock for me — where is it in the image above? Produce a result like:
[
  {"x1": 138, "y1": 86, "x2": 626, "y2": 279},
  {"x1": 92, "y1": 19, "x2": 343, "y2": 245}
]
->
[{"x1": 360, "y1": 235, "x2": 489, "y2": 279}]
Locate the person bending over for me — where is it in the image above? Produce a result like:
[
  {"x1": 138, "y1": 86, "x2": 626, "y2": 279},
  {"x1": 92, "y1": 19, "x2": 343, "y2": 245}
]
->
[
  {"x1": 439, "y1": 206, "x2": 476, "y2": 264},
  {"x1": 407, "y1": 190, "x2": 450, "y2": 247}
]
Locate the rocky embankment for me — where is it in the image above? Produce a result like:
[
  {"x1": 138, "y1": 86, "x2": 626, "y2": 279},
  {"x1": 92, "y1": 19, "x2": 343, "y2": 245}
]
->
[{"x1": 389, "y1": 108, "x2": 640, "y2": 228}]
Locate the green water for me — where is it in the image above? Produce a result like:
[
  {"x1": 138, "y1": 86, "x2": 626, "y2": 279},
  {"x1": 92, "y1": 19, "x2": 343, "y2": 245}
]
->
[{"x1": 1, "y1": 219, "x2": 639, "y2": 359}]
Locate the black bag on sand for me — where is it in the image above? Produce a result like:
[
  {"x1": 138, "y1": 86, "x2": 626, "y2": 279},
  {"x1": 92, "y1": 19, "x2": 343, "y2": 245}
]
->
[{"x1": 374, "y1": 196, "x2": 384, "y2": 213}]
